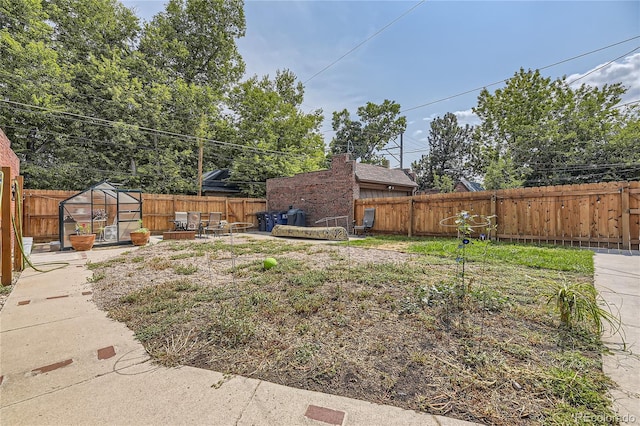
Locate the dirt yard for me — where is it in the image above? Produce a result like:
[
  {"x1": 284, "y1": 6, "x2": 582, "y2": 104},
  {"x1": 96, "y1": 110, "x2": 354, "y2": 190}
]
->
[{"x1": 90, "y1": 235, "x2": 612, "y2": 425}]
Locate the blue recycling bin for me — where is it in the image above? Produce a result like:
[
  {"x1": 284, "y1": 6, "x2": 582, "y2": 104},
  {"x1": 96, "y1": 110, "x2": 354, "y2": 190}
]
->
[
  {"x1": 265, "y1": 212, "x2": 275, "y2": 232},
  {"x1": 271, "y1": 211, "x2": 280, "y2": 226},
  {"x1": 278, "y1": 211, "x2": 288, "y2": 225}
]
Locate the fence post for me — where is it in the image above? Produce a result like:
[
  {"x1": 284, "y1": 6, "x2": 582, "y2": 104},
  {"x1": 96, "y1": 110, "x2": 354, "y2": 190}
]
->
[
  {"x1": 490, "y1": 193, "x2": 497, "y2": 240},
  {"x1": 243, "y1": 199, "x2": 247, "y2": 223},
  {"x1": 408, "y1": 198, "x2": 414, "y2": 237},
  {"x1": 2, "y1": 167, "x2": 12, "y2": 286},
  {"x1": 13, "y1": 176, "x2": 23, "y2": 272},
  {"x1": 621, "y1": 184, "x2": 630, "y2": 250}
]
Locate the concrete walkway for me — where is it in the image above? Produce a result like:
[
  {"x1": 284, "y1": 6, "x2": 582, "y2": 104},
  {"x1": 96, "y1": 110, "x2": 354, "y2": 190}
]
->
[
  {"x1": 594, "y1": 251, "x2": 640, "y2": 426},
  {"x1": 0, "y1": 244, "x2": 474, "y2": 426},
  {"x1": 1, "y1": 244, "x2": 637, "y2": 426}
]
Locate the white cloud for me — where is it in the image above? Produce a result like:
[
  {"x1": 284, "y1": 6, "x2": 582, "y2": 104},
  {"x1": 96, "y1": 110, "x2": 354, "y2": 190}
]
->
[
  {"x1": 566, "y1": 52, "x2": 640, "y2": 104},
  {"x1": 419, "y1": 110, "x2": 480, "y2": 127},
  {"x1": 421, "y1": 113, "x2": 439, "y2": 122},
  {"x1": 453, "y1": 109, "x2": 481, "y2": 127}
]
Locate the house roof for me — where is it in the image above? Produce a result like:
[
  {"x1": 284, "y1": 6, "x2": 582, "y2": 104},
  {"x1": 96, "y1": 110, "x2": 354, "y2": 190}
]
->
[
  {"x1": 458, "y1": 178, "x2": 484, "y2": 192},
  {"x1": 202, "y1": 169, "x2": 240, "y2": 193},
  {"x1": 355, "y1": 163, "x2": 418, "y2": 188}
]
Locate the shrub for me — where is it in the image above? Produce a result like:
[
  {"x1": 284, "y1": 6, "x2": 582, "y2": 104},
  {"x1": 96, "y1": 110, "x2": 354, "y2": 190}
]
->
[{"x1": 544, "y1": 280, "x2": 620, "y2": 334}]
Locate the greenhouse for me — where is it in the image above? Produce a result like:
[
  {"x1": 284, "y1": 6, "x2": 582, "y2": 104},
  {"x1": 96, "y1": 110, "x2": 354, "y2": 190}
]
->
[{"x1": 59, "y1": 181, "x2": 143, "y2": 250}]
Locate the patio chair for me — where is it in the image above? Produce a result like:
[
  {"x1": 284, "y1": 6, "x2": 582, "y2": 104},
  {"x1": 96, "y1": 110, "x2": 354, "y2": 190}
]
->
[
  {"x1": 103, "y1": 217, "x2": 118, "y2": 241},
  {"x1": 172, "y1": 212, "x2": 188, "y2": 231},
  {"x1": 353, "y1": 208, "x2": 375, "y2": 236},
  {"x1": 203, "y1": 212, "x2": 223, "y2": 237},
  {"x1": 186, "y1": 211, "x2": 202, "y2": 236}
]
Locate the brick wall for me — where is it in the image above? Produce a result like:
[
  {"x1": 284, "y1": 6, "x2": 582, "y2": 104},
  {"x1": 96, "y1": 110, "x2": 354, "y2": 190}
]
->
[
  {"x1": 1, "y1": 129, "x2": 20, "y2": 264},
  {"x1": 0, "y1": 129, "x2": 19, "y2": 175},
  {"x1": 266, "y1": 154, "x2": 357, "y2": 227}
]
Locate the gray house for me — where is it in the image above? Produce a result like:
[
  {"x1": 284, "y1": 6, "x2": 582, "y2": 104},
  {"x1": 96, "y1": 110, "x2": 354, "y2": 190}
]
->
[{"x1": 202, "y1": 169, "x2": 241, "y2": 197}]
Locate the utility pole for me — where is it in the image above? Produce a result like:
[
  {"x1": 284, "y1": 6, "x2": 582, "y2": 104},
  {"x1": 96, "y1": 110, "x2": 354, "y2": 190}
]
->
[
  {"x1": 400, "y1": 132, "x2": 404, "y2": 169},
  {"x1": 198, "y1": 140, "x2": 203, "y2": 196},
  {"x1": 381, "y1": 133, "x2": 404, "y2": 169},
  {"x1": 196, "y1": 114, "x2": 207, "y2": 197}
]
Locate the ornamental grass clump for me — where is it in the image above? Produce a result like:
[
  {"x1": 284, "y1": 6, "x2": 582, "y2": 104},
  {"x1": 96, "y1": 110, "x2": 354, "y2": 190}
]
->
[{"x1": 544, "y1": 279, "x2": 621, "y2": 335}]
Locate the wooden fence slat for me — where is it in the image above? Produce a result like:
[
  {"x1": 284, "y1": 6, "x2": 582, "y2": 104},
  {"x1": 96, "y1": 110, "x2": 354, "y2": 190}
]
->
[
  {"x1": 23, "y1": 190, "x2": 267, "y2": 243},
  {"x1": 21, "y1": 181, "x2": 640, "y2": 249},
  {"x1": 354, "y1": 180, "x2": 639, "y2": 250},
  {"x1": 622, "y1": 185, "x2": 631, "y2": 250}
]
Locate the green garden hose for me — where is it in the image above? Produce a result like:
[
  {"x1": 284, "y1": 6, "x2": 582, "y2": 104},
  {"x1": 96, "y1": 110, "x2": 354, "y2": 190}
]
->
[{"x1": 11, "y1": 179, "x2": 69, "y2": 273}]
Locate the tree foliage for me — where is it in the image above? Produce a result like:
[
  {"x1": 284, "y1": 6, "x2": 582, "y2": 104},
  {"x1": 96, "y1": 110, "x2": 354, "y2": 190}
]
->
[
  {"x1": 329, "y1": 99, "x2": 406, "y2": 165},
  {"x1": 473, "y1": 68, "x2": 639, "y2": 187},
  {"x1": 411, "y1": 112, "x2": 474, "y2": 191},
  {"x1": 1, "y1": 0, "x2": 326, "y2": 195},
  {"x1": 139, "y1": 0, "x2": 245, "y2": 89},
  {"x1": 227, "y1": 70, "x2": 325, "y2": 197}
]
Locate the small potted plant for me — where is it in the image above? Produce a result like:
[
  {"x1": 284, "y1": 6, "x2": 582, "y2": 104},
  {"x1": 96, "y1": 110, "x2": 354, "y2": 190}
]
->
[
  {"x1": 69, "y1": 223, "x2": 96, "y2": 251},
  {"x1": 130, "y1": 219, "x2": 150, "y2": 246}
]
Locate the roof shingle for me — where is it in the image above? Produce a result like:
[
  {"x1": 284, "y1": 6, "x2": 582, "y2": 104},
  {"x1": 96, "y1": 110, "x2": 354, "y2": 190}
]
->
[{"x1": 355, "y1": 163, "x2": 417, "y2": 187}]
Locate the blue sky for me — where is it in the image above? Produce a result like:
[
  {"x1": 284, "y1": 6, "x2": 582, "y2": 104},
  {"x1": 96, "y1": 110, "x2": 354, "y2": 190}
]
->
[{"x1": 123, "y1": 1, "x2": 640, "y2": 168}]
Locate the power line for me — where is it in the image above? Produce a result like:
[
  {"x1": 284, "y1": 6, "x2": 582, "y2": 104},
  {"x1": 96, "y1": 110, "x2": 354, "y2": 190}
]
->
[
  {"x1": 0, "y1": 70, "x2": 228, "y2": 128},
  {"x1": 401, "y1": 35, "x2": 640, "y2": 113},
  {"x1": 2, "y1": 123, "x2": 244, "y2": 166},
  {"x1": 303, "y1": 1, "x2": 426, "y2": 85},
  {"x1": 0, "y1": 99, "x2": 311, "y2": 158},
  {"x1": 568, "y1": 46, "x2": 640, "y2": 85}
]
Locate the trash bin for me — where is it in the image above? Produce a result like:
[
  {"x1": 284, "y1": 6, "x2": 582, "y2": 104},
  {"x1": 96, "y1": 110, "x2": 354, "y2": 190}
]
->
[
  {"x1": 265, "y1": 212, "x2": 275, "y2": 232},
  {"x1": 257, "y1": 212, "x2": 266, "y2": 232},
  {"x1": 271, "y1": 211, "x2": 280, "y2": 226},
  {"x1": 287, "y1": 207, "x2": 299, "y2": 226},
  {"x1": 278, "y1": 211, "x2": 288, "y2": 225},
  {"x1": 286, "y1": 208, "x2": 306, "y2": 227}
]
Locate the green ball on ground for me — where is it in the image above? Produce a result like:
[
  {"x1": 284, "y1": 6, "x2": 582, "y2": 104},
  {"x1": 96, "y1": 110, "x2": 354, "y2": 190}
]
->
[{"x1": 263, "y1": 257, "x2": 278, "y2": 270}]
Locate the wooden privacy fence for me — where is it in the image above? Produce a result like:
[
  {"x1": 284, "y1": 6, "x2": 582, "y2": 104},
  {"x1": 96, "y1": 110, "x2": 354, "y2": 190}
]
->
[
  {"x1": 22, "y1": 190, "x2": 266, "y2": 242},
  {"x1": 355, "y1": 181, "x2": 640, "y2": 250}
]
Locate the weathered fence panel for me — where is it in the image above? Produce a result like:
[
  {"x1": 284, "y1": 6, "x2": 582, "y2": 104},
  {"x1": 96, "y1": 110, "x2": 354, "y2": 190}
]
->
[
  {"x1": 355, "y1": 181, "x2": 640, "y2": 250},
  {"x1": 22, "y1": 181, "x2": 640, "y2": 249},
  {"x1": 23, "y1": 190, "x2": 71, "y2": 242},
  {"x1": 23, "y1": 190, "x2": 266, "y2": 242}
]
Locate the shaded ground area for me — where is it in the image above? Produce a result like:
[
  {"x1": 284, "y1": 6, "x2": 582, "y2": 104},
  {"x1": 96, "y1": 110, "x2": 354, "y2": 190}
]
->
[{"x1": 91, "y1": 236, "x2": 613, "y2": 425}]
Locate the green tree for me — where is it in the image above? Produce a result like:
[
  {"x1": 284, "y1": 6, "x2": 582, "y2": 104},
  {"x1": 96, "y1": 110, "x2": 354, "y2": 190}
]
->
[
  {"x1": 227, "y1": 70, "x2": 325, "y2": 197},
  {"x1": 329, "y1": 99, "x2": 406, "y2": 165},
  {"x1": 138, "y1": 0, "x2": 246, "y2": 193},
  {"x1": 604, "y1": 112, "x2": 640, "y2": 181},
  {"x1": 0, "y1": 0, "x2": 72, "y2": 186},
  {"x1": 411, "y1": 112, "x2": 475, "y2": 191},
  {"x1": 139, "y1": 0, "x2": 245, "y2": 89},
  {"x1": 1, "y1": 0, "x2": 249, "y2": 193},
  {"x1": 473, "y1": 68, "x2": 637, "y2": 186},
  {"x1": 433, "y1": 173, "x2": 455, "y2": 193},
  {"x1": 483, "y1": 156, "x2": 523, "y2": 190}
]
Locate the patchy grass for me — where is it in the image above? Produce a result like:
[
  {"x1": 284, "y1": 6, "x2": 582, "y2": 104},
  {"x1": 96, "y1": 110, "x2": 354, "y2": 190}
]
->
[
  {"x1": 86, "y1": 255, "x2": 129, "y2": 270},
  {"x1": 344, "y1": 236, "x2": 593, "y2": 274},
  {"x1": 91, "y1": 235, "x2": 614, "y2": 426}
]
